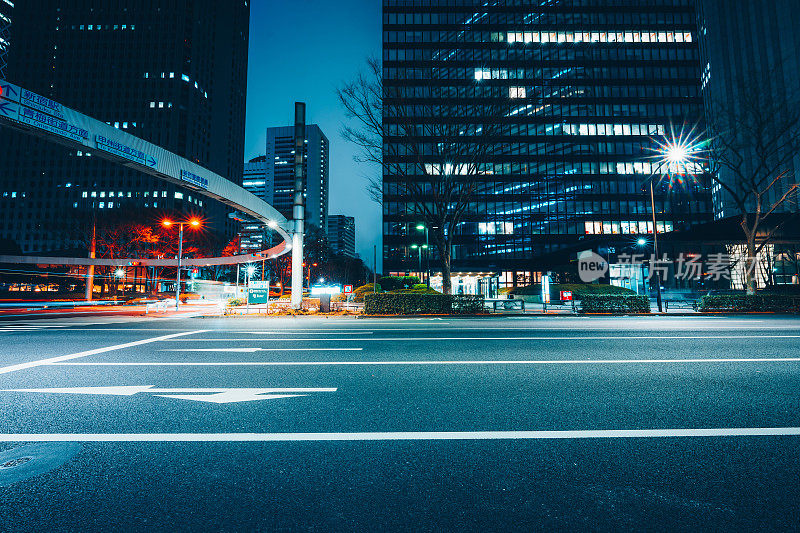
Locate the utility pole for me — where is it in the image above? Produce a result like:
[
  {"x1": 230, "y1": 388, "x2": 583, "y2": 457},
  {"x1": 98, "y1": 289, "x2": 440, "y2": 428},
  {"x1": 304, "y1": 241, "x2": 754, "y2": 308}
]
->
[
  {"x1": 373, "y1": 244, "x2": 377, "y2": 292},
  {"x1": 650, "y1": 181, "x2": 664, "y2": 313},
  {"x1": 290, "y1": 102, "x2": 306, "y2": 309}
]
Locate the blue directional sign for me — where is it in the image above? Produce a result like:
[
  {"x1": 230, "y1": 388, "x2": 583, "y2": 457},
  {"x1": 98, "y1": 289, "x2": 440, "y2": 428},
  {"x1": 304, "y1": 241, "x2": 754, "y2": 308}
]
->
[
  {"x1": 17, "y1": 106, "x2": 89, "y2": 142},
  {"x1": 180, "y1": 169, "x2": 209, "y2": 189},
  {"x1": 0, "y1": 101, "x2": 18, "y2": 120},
  {"x1": 20, "y1": 88, "x2": 65, "y2": 119},
  {"x1": 0, "y1": 81, "x2": 20, "y2": 103},
  {"x1": 95, "y1": 134, "x2": 157, "y2": 169}
]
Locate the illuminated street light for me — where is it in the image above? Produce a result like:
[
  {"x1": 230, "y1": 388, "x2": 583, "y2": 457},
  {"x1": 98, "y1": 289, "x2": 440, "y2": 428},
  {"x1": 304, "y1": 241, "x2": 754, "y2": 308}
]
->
[
  {"x1": 115, "y1": 268, "x2": 126, "y2": 278},
  {"x1": 160, "y1": 217, "x2": 203, "y2": 310},
  {"x1": 245, "y1": 264, "x2": 257, "y2": 276},
  {"x1": 415, "y1": 224, "x2": 431, "y2": 287},
  {"x1": 637, "y1": 238, "x2": 647, "y2": 246}
]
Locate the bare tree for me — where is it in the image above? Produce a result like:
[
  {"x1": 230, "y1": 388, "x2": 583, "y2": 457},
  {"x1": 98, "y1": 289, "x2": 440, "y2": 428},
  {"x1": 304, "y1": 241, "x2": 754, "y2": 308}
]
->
[
  {"x1": 338, "y1": 57, "x2": 506, "y2": 294},
  {"x1": 704, "y1": 71, "x2": 800, "y2": 294}
]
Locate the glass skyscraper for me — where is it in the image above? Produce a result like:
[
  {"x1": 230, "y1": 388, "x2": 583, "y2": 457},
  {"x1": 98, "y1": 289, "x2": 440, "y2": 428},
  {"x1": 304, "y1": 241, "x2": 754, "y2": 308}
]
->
[
  {"x1": 0, "y1": 0, "x2": 249, "y2": 253},
  {"x1": 382, "y1": 0, "x2": 712, "y2": 285}
]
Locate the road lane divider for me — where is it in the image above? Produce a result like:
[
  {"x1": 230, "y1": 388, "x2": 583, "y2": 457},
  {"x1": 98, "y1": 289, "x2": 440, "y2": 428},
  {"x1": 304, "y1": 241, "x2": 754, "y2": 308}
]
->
[
  {"x1": 158, "y1": 335, "x2": 800, "y2": 342},
  {"x1": 1, "y1": 428, "x2": 799, "y2": 442},
  {"x1": 157, "y1": 348, "x2": 363, "y2": 352},
  {"x1": 0, "y1": 330, "x2": 208, "y2": 375},
  {"x1": 46, "y1": 357, "x2": 800, "y2": 366}
]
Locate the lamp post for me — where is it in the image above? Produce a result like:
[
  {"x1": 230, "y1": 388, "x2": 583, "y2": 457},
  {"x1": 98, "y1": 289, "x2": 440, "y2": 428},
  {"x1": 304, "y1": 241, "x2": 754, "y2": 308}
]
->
[
  {"x1": 416, "y1": 224, "x2": 430, "y2": 287},
  {"x1": 410, "y1": 244, "x2": 428, "y2": 283},
  {"x1": 115, "y1": 267, "x2": 126, "y2": 298},
  {"x1": 162, "y1": 217, "x2": 201, "y2": 310},
  {"x1": 649, "y1": 182, "x2": 664, "y2": 312}
]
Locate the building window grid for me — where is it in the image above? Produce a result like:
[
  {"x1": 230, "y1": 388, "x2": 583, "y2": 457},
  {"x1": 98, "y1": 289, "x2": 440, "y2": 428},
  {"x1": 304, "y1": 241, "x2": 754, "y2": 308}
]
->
[{"x1": 381, "y1": 2, "x2": 711, "y2": 268}]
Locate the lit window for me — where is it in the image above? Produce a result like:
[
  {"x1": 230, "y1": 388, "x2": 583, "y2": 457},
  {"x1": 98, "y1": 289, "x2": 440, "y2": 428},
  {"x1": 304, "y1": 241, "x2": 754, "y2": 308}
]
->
[
  {"x1": 174, "y1": 192, "x2": 183, "y2": 199},
  {"x1": 170, "y1": 72, "x2": 175, "y2": 78},
  {"x1": 182, "y1": 74, "x2": 190, "y2": 82},
  {"x1": 509, "y1": 87, "x2": 526, "y2": 98},
  {"x1": 150, "y1": 102, "x2": 155, "y2": 108}
]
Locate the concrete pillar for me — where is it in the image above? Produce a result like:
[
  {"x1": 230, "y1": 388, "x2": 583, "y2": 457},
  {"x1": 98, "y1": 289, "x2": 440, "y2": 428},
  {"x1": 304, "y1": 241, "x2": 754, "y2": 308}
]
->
[{"x1": 290, "y1": 102, "x2": 306, "y2": 309}]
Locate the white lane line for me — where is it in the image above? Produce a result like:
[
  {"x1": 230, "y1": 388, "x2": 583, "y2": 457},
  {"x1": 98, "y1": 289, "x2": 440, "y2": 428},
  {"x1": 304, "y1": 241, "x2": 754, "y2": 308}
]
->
[
  {"x1": 1, "y1": 428, "x2": 799, "y2": 442},
  {"x1": 0, "y1": 330, "x2": 208, "y2": 375},
  {"x1": 158, "y1": 348, "x2": 363, "y2": 353},
  {"x1": 49, "y1": 357, "x2": 800, "y2": 366},
  {"x1": 159, "y1": 335, "x2": 800, "y2": 342},
  {"x1": 246, "y1": 332, "x2": 373, "y2": 335}
]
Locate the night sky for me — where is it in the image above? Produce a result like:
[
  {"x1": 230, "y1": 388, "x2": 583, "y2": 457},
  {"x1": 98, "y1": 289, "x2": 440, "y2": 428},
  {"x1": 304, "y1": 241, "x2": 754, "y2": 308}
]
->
[{"x1": 245, "y1": 0, "x2": 381, "y2": 265}]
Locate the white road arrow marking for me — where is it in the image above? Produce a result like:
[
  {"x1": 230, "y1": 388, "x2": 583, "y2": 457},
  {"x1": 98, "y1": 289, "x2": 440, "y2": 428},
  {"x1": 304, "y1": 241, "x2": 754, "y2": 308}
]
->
[{"x1": 1, "y1": 386, "x2": 336, "y2": 404}]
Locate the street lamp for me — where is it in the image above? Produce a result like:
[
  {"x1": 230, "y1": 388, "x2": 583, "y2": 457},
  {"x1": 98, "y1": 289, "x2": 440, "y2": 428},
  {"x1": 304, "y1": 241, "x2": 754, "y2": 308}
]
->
[
  {"x1": 416, "y1": 224, "x2": 430, "y2": 287},
  {"x1": 410, "y1": 244, "x2": 428, "y2": 284},
  {"x1": 161, "y1": 217, "x2": 202, "y2": 310},
  {"x1": 115, "y1": 267, "x2": 126, "y2": 298}
]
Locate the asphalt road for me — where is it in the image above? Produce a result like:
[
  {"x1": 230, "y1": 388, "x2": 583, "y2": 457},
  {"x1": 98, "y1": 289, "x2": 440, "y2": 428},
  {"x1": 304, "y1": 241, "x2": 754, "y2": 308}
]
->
[{"x1": 1, "y1": 315, "x2": 799, "y2": 531}]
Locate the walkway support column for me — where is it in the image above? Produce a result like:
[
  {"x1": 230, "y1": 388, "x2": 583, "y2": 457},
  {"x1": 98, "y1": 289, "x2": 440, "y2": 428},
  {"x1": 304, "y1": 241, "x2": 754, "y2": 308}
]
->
[{"x1": 290, "y1": 102, "x2": 306, "y2": 309}]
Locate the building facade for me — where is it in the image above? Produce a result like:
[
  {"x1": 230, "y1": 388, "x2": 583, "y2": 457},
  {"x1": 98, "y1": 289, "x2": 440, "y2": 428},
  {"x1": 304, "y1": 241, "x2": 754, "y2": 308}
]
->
[
  {"x1": 239, "y1": 156, "x2": 272, "y2": 253},
  {"x1": 328, "y1": 215, "x2": 356, "y2": 258},
  {"x1": 382, "y1": 0, "x2": 713, "y2": 286},
  {"x1": 265, "y1": 124, "x2": 329, "y2": 232},
  {"x1": 0, "y1": 0, "x2": 249, "y2": 253},
  {"x1": 697, "y1": 0, "x2": 800, "y2": 220},
  {"x1": 696, "y1": 0, "x2": 800, "y2": 287}
]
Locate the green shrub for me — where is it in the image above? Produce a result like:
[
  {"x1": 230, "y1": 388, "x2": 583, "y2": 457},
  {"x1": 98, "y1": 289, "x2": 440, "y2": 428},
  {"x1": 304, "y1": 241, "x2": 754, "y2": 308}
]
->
[
  {"x1": 349, "y1": 283, "x2": 382, "y2": 302},
  {"x1": 378, "y1": 276, "x2": 420, "y2": 291},
  {"x1": 393, "y1": 286, "x2": 441, "y2": 295},
  {"x1": 512, "y1": 283, "x2": 635, "y2": 299},
  {"x1": 579, "y1": 294, "x2": 650, "y2": 313},
  {"x1": 364, "y1": 293, "x2": 484, "y2": 315},
  {"x1": 698, "y1": 294, "x2": 800, "y2": 313},
  {"x1": 412, "y1": 283, "x2": 428, "y2": 290},
  {"x1": 227, "y1": 297, "x2": 246, "y2": 307}
]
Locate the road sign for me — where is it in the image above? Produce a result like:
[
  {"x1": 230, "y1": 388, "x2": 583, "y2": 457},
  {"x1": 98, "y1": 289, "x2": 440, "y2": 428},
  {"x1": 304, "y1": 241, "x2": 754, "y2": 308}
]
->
[
  {"x1": 95, "y1": 134, "x2": 157, "y2": 168},
  {"x1": 343, "y1": 285, "x2": 353, "y2": 294},
  {"x1": 1, "y1": 386, "x2": 337, "y2": 404},
  {"x1": 248, "y1": 281, "x2": 270, "y2": 304},
  {"x1": 560, "y1": 290, "x2": 573, "y2": 301}
]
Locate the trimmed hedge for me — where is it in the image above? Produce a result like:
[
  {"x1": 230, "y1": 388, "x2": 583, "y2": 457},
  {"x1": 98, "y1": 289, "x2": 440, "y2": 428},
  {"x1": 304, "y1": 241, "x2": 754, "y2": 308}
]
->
[
  {"x1": 364, "y1": 293, "x2": 484, "y2": 315},
  {"x1": 512, "y1": 283, "x2": 635, "y2": 299},
  {"x1": 699, "y1": 295, "x2": 800, "y2": 313},
  {"x1": 378, "y1": 276, "x2": 420, "y2": 291},
  {"x1": 579, "y1": 294, "x2": 650, "y2": 313}
]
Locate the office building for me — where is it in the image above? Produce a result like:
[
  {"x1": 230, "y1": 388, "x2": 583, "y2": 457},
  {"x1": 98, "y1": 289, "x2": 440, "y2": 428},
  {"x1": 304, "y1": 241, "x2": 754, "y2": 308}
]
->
[
  {"x1": 382, "y1": 0, "x2": 713, "y2": 287},
  {"x1": 239, "y1": 156, "x2": 271, "y2": 252},
  {"x1": 697, "y1": 0, "x2": 800, "y2": 286},
  {"x1": 0, "y1": 0, "x2": 249, "y2": 253},
  {"x1": 265, "y1": 124, "x2": 329, "y2": 232},
  {"x1": 328, "y1": 215, "x2": 356, "y2": 258},
  {"x1": 697, "y1": 0, "x2": 800, "y2": 220}
]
